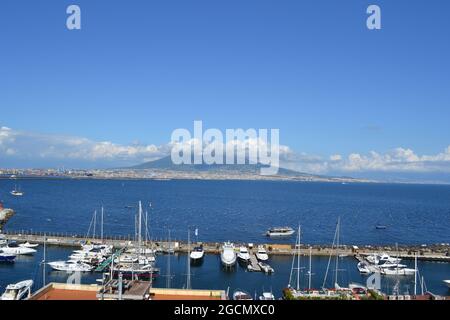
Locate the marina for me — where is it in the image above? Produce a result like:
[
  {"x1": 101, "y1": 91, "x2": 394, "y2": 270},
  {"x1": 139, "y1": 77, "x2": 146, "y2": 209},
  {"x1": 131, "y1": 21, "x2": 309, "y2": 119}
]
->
[{"x1": 0, "y1": 179, "x2": 449, "y2": 300}]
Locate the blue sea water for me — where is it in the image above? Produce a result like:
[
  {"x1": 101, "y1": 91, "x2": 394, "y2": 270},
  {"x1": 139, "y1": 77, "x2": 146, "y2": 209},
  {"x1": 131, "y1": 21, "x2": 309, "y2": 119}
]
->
[
  {"x1": 0, "y1": 179, "x2": 449, "y2": 297},
  {"x1": 2, "y1": 179, "x2": 450, "y2": 245}
]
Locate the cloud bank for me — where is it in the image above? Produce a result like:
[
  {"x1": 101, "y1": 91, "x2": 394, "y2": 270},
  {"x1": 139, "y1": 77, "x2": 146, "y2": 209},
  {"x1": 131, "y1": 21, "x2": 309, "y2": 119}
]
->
[{"x1": 1, "y1": 126, "x2": 450, "y2": 181}]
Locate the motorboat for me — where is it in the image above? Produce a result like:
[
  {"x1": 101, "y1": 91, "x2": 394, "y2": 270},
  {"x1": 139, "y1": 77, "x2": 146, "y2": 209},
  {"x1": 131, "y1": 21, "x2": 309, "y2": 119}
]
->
[
  {"x1": 357, "y1": 262, "x2": 372, "y2": 274},
  {"x1": 443, "y1": 280, "x2": 450, "y2": 288},
  {"x1": 0, "y1": 251, "x2": 16, "y2": 263},
  {"x1": 256, "y1": 245, "x2": 269, "y2": 261},
  {"x1": 266, "y1": 227, "x2": 295, "y2": 238},
  {"x1": 190, "y1": 245, "x2": 205, "y2": 261},
  {"x1": 19, "y1": 242, "x2": 39, "y2": 248},
  {"x1": 1, "y1": 242, "x2": 36, "y2": 255},
  {"x1": 113, "y1": 264, "x2": 160, "y2": 280},
  {"x1": 366, "y1": 253, "x2": 401, "y2": 265},
  {"x1": 259, "y1": 292, "x2": 275, "y2": 300},
  {"x1": 237, "y1": 246, "x2": 250, "y2": 262},
  {"x1": 0, "y1": 280, "x2": 33, "y2": 300},
  {"x1": 380, "y1": 267, "x2": 416, "y2": 276},
  {"x1": 221, "y1": 242, "x2": 236, "y2": 267},
  {"x1": 48, "y1": 260, "x2": 93, "y2": 272},
  {"x1": 258, "y1": 261, "x2": 274, "y2": 274},
  {"x1": 233, "y1": 290, "x2": 253, "y2": 300}
]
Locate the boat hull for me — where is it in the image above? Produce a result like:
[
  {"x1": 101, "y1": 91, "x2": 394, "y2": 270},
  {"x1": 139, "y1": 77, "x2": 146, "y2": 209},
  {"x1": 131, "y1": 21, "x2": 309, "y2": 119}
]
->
[{"x1": 0, "y1": 254, "x2": 16, "y2": 263}]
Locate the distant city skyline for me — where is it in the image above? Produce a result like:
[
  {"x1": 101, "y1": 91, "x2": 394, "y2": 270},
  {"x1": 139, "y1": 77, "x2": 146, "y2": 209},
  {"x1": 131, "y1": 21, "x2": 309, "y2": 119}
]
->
[{"x1": 1, "y1": 0, "x2": 450, "y2": 182}]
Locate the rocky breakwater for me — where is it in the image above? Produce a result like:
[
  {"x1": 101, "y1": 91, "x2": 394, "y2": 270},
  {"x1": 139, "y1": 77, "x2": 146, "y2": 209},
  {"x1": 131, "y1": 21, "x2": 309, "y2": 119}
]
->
[{"x1": 0, "y1": 201, "x2": 15, "y2": 231}]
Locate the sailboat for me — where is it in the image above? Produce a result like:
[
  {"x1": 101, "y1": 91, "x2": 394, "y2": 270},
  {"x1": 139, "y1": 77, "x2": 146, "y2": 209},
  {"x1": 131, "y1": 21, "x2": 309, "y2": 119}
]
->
[
  {"x1": 10, "y1": 184, "x2": 24, "y2": 196},
  {"x1": 113, "y1": 201, "x2": 159, "y2": 280},
  {"x1": 320, "y1": 218, "x2": 354, "y2": 298}
]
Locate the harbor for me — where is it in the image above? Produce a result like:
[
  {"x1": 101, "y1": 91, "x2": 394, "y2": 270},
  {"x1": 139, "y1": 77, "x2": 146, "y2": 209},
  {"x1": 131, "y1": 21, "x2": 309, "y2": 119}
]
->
[
  {"x1": 2, "y1": 230, "x2": 449, "y2": 262},
  {"x1": 1, "y1": 180, "x2": 450, "y2": 300}
]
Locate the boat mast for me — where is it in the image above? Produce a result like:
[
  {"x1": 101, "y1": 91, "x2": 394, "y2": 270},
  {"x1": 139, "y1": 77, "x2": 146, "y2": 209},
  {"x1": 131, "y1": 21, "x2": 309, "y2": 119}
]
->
[
  {"x1": 92, "y1": 210, "x2": 97, "y2": 240},
  {"x1": 297, "y1": 225, "x2": 301, "y2": 291},
  {"x1": 186, "y1": 228, "x2": 191, "y2": 289},
  {"x1": 334, "y1": 217, "x2": 340, "y2": 288},
  {"x1": 101, "y1": 206, "x2": 104, "y2": 244},
  {"x1": 166, "y1": 229, "x2": 172, "y2": 289},
  {"x1": 42, "y1": 233, "x2": 47, "y2": 287},
  {"x1": 145, "y1": 210, "x2": 148, "y2": 245},
  {"x1": 138, "y1": 201, "x2": 142, "y2": 256},
  {"x1": 308, "y1": 246, "x2": 312, "y2": 291},
  {"x1": 414, "y1": 252, "x2": 417, "y2": 296}
]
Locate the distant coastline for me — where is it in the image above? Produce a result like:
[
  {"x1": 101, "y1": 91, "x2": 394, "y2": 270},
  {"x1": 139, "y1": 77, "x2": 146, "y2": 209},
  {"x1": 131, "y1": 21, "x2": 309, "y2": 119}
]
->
[{"x1": 1, "y1": 169, "x2": 450, "y2": 186}]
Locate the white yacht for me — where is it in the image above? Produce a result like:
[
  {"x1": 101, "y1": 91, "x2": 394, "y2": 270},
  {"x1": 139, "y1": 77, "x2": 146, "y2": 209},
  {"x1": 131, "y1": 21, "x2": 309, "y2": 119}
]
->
[
  {"x1": 366, "y1": 253, "x2": 401, "y2": 265},
  {"x1": 1, "y1": 243, "x2": 36, "y2": 255},
  {"x1": 233, "y1": 290, "x2": 253, "y2": 300},
  {"x1": 0, "y1": 280, "x2": 33, "y2": 300},
  {"x1": 190, "y1": 245, "x2": 205, "y2": 261},
  {"x1": 48, "y1": 260, "x2": 93, "y2": 272},
  {"x1": 19, "y1": 242, "x2": 39, "y2": 248},
  {"x1": 380, "y1": 266, "x2": 416, "y2": 276},
  {"x1": 357, "y1": 262, "x2": 372, "y2": 274},
  {"x1": 221, "y1": 242, "x2": 236, "y2": 267},
  {"x1": 443, "y1": 280, "x2": 450, "y2": 288},
  {"x1": 237, "y1": 246, "x2": 250, "y2": 262},
  {"x1": 266, "y1": 227, "x2": 295, "y2": 238},
  {"x1": 259, "y1": 292, "x2": 275, "y2": 300},
  {"x1": 256, "y1": 245, "x2": 269, "y2": 261}
]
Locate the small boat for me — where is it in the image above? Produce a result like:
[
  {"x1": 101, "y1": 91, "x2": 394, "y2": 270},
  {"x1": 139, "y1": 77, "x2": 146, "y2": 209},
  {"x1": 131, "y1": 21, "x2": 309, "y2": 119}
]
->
[
  {"x1": 190, "y1": 245, "x2": 205, "y2": 261},
  {"x1": 266, "y1": 227, "x2": 295, "y2": 238},
  {"x1": 221, "y1": 242, "x2": 236, "y2": 267},
  {"x1": 380, "y1": 267, "x2": 416, "y2": 276},
  {"x1": 0, "y1": 251, "x2": 16, "y2": 263},
  {"x1": 48, "y1": 260, "x2": 93, "y2": 272},
  {"x1": 113, "y1": 264, "x2": 160, "y2": 280},
  {"x1": 0, "y1": 280, "x2": 33, "y2": 300},
  {"x1": 1, "y1": 242, "x2": 36, "y2": 255},
  {"x1": 237, "y1": 246, "x2": 250, "y2": 262},
  {"x1": 256, "y1": 245, "x2": 269, "y2": 261},
  {"x1": 375, "y1": 225, "x2": 387, "y2": 230},
  {"x1": 366, "y1": 253, "x2": 401, "y2": 265},
  {"x1": 259, "y1": 292, "x2": 275, "y2": 300},
  {"x1": 10, "y1": 185, "x2": 24, "y2": 197},
  {"x1": 258, "y1": 262, "x2": 274, "y2": 274},
  {"x1": 233, "y1": 290, "x2": 253, "y2": 300},
  {"x1": 19, "y1": 242, "x2": 39, "y2": 248},
  {"x1": 357, "y1": 262, "x2": 372, "y2": 274},
  {"x1": 443, "y1": 280, "x2": 450, "y2": 288}
]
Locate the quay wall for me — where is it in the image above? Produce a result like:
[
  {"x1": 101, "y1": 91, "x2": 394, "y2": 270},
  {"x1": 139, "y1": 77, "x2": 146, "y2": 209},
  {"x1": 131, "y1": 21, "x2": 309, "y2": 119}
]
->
[{"x1": 2, "y1": 230, "x2": 449, "y2": 262}]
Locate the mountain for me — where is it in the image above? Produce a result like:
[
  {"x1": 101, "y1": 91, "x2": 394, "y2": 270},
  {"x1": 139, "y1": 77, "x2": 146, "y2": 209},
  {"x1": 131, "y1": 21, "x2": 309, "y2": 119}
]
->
[{"x1": 128, "y1": 156, "x2": 356, "y2": 181}]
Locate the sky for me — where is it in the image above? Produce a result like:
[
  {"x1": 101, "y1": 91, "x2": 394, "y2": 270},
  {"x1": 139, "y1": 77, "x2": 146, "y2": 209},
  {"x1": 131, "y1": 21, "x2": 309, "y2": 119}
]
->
[{"x1": 1, "y1": 0, "x2": 450, "y2": 182}]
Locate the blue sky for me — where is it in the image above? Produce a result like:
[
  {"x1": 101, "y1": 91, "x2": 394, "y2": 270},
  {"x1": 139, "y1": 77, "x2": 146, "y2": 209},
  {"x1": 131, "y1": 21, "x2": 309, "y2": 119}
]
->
[{"x1": 1, "y1": 0, "x2": 450, "y2": 181}]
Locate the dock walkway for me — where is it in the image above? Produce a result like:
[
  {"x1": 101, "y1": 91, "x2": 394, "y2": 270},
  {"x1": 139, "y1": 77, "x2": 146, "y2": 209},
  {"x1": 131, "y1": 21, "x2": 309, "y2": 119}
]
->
[
  {"x1": 1, "y1": 230, "x2": 449, "y2": 263},
  {"x1": 248, "y1": 252, "x2": 261, "y2": 272}
]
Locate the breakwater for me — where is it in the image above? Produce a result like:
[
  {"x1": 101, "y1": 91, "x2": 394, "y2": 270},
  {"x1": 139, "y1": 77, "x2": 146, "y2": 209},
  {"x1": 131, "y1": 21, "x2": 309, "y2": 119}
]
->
[{"x1": 2, "y1": 230, "x2": 449, "y2": 262}]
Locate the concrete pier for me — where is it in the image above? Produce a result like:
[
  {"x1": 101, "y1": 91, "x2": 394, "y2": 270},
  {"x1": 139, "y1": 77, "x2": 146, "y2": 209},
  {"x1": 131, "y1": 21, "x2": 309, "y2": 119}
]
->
[{"x1": 1, "y1": 230, "x2": 449, "y2": 263}]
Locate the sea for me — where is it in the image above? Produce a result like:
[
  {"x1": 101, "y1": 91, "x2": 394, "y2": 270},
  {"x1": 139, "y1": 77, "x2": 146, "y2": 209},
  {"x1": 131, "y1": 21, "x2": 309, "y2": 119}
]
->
[{"x1": 1, "y1": 179, "x2": 449, "y2": 297}]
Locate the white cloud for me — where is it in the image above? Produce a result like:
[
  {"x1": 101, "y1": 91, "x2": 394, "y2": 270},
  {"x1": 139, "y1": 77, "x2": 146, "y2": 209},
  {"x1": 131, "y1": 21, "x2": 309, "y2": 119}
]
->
[
  {"x1": 1, "y1": 126, "x2": 450, "y2": 176},
  {"x1": 0, "y1": 126, "x2": 166, "y2": 166}
]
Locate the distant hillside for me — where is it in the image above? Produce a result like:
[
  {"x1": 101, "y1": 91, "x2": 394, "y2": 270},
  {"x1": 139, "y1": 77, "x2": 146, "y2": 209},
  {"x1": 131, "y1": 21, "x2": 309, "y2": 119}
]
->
[{"x1": 129, "y1": 156, "x2": 344, "y2": 180}]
